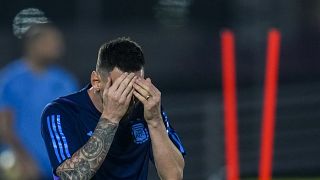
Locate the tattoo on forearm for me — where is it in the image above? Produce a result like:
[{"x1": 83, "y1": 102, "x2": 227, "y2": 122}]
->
[{"x1": 56, "y1": 118, "x2": 118, "y2": 180}]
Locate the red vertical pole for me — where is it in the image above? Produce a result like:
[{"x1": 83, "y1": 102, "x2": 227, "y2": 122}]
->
[
  {"x1": 221, "y1": 30, "x2": 240, "y2": 180},
  {"x1": 259, "y1": 29, "x2": 281, "y2": 180}
]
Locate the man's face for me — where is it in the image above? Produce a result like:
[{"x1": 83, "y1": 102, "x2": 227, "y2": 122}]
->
[
  {"x1": 32, "y1": 28, "x2": 64, "y2": 65},
  {"x1": 99, "y1": 67, "x2": 144, "y2": 119}
]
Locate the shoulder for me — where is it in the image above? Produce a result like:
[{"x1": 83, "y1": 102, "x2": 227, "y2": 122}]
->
[
  {"x1": 41, "y1": 98, "x2": 78, "y2": 134},
  {"x1": 0, "y1": 60, "x2": 28, "y2": 86},
  {"x1": 48, "y1": 66, "x2": 78, "y2": 92},
  {"x1": 42, "y1": 92, "x2": 81, "y2": 119},
  {"x1": 49, "y1": 66, "x2": 77, "y2": 83},
  {"x1": 0, "y1": 59, "x2": 26, "y2": 74},
  {"x1": 0, "y1": 60, "x2": 29, "y2": 100}
]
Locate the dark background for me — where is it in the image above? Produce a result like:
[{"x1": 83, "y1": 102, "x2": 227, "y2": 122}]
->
[{"x1": 1, "y1": 0, "x2": 320, "y2": 179}]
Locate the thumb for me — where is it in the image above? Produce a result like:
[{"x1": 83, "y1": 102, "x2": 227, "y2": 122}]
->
[{"x1": 146, "y1": 78, "x2": 152, "y2": 83}]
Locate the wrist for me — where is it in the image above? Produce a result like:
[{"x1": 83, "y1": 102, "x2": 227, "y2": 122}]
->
[
  {"x1": 146, "y1": 117, "x2": 163, "y2": 129},
  {"x1": 101, "y1": 113, "x2": 120, "y2": 124}
]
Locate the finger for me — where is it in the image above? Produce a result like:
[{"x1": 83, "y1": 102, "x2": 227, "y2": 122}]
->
[
  {"x1": 133, "y1": 90, "x2": 147, "y2": 104},
  {"x1": 135, "y1": 78, "x2": 149, "y2": 90},
  {"x1": 137, "y1": 78, "x2": 155, "y2": 95},
  {"x1": 135, "y1": 78, "x2": 156, "y2": 96},
  {"x1": 111, "y1": 72, "x2": 128, "y2": 90},
  {"x1": 146, "y1": 77, "x2": 160, "y2": 94},
  {"x1": 121, "y1": 76, "x2": 137, "y2": 97},
  {"x1": 125, "y1": 89, "x2": 134, "y2": 105},
  {"x1": 119, "y1": 77, "x2": 136, "y2": 103},
  {"x1": 133, "y1": 82, "x2": 150, "y2": 97},
  {"x1": 102, "y1": 77, "x2": 111, "y2": 96},
  {"x1": 105, "y1": 76, "x2": 112, "y2": 90},
  {"x1": 117, "y1": 73, "x2": 135, "y2": 94}
]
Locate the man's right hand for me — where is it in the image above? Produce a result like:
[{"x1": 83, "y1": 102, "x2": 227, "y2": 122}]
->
[{"x1": 101, "y1": 72, "x2": 136, "y2": 123}]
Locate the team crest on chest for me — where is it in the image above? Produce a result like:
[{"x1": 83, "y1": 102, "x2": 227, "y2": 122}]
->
[{"x1": 131, "y1": 122, "x2": 149, "y2": 144}]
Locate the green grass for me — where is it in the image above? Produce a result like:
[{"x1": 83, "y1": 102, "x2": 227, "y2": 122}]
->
[{"x1": 243, "y1": 178, "x2": 320, "y2": 180}]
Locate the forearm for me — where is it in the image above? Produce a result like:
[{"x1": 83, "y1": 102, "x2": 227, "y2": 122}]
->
[
  {"x1": 56, "y1": 117, "x2": 118, "y2": 180},
  {"x1": 148, "y1": 120, "x2": 184, "y2": 180},
  {"x1": 132, "y1": 76, "x2": 184, "y2": 179},
  {"x1": 0, "y1": 111, "x2": 26, "y2": 154}
]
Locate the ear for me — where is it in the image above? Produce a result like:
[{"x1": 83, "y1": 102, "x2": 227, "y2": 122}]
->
[{"x1": 91, "y1": 71, "x2": 101, "y2": 91}]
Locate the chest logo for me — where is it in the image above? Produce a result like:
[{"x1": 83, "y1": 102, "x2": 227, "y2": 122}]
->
[{"x1": 131, "y1": 123, "x2": 149, "y2": 144}]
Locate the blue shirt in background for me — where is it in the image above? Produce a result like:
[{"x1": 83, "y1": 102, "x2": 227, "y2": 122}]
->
[{"x1": 0, "y1": 59, "x2": 78, "y2": 177}]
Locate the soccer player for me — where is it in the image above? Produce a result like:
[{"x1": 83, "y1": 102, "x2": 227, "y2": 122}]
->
[
  {"x1": 0, "y1": 9, "x2": 78, "y2": 179},
  {"x1": 41, "y1": 38, "x2": 185, "y2": 180}
]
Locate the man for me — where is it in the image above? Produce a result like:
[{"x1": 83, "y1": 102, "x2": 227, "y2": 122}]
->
[
  {"x1": 0, "y1": 9, "x2": 78, "y2": 179},
  {"x1": 41, "y1": 37, "x2": 185, "y2": 180}
]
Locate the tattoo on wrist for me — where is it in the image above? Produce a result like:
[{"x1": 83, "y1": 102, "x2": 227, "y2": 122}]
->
[{"x1": 56, "y1": 118, "x2": 118, "y2": 180}]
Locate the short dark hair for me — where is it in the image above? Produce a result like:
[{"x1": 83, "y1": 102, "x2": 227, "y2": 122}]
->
[{"x1": 96, "y1": 37, "x2": 145, "y2": 74}]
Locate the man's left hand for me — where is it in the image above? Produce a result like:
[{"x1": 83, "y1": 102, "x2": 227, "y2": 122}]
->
[{"x1": 133, "y1": 77, "x2": 162, "y2": 127}]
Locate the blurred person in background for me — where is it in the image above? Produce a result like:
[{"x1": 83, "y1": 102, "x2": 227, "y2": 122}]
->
[{"x1": 0, "y1": 8, "x2": 78, "y2": 179}]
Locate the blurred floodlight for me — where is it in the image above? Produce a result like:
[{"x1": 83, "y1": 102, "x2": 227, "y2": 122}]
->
[
  {"x1": 13, "y1": 8, "x2": 49, "y2": 39},
  {"x1": 154, "y1": 0, "x2": 192, "y2": 27}
]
